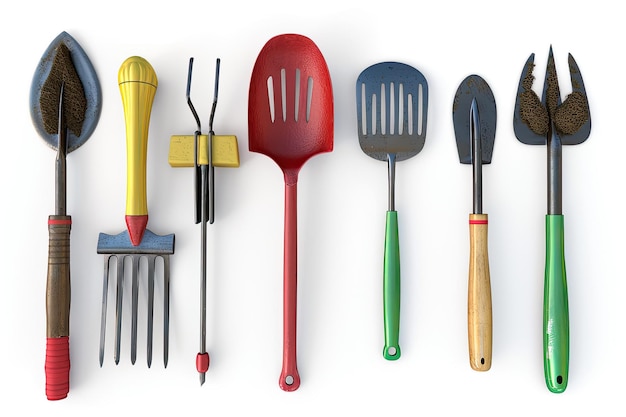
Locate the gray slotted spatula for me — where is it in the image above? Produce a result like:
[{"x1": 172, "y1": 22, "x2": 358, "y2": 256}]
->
[{"x1": 356, "y1": 61, "x2": 428, "y2": 360}]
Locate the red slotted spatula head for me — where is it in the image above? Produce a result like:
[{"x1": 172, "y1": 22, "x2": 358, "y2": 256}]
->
[{"x1": 248, "y1": 33, "x2": 333, "y2": 183}]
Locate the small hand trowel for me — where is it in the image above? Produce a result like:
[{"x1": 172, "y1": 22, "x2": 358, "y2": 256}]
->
[
  {"x1": 453, "y1": 74, "x2": 497, "y2": 371},
  {"x1": 30, "y1": 31, "x2": 102, "y2": 400}
]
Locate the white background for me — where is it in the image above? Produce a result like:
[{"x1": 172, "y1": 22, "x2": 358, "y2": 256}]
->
[{"x1": 2, "y1": 0, "x2": 623, "y2": 415}]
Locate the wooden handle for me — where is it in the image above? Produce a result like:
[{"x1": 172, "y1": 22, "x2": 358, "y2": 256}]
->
[
  {"x1": 468, "y1": 214, "x2": 492, "y2": 371},
  {"x1": 45, "y1": 215, "x2": 71, "y2": 400}
]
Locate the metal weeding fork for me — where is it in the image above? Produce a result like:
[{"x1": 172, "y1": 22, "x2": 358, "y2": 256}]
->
[{"x1": 513, "y1": 46, "x2": 591, "y2": 393}]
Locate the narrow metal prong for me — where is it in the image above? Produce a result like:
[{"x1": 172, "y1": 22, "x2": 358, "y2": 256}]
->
[
  {"x1": 147, "y1": 255, "x2": 155, "y2": 368},
  {"x1": 163, "y1": 255, "x2": 170, "y2": 368},
  {"x1": 207, "y1": 58, "x2": 221, "y2": 225},
  {"x1": 187, "y1": 57, "x2": 203, "y2": 226},
  {"x1": 195, "y1": 132, "x2": 203, "y2": 225},
  {"x1": 55, "y1": 82, "x2": 67, "y2": 217},
  {"x1": 387, "y1": 153, "x2": 396, "y2": 211},
  {"x1": 513, "y1": 53, "x2": 546, "y2": 146},
  {"x1": 563, "y1": 53, "x2": 592, "y2": 144},
  {"x1": 114, "y1": 256, "x2": 124, "y2": 365},
  {"x1": 568, "y1": 53, "x2": 586, "y2": 96},
  {"x1": 470, "y1": 98, "x2": 483, "y2": 214},
  {"x1": 542, "y1": 46, "x2": 562, "y2": 109},
  {"x1": 99, "y1": 255, "x2": 110, "y2": 367},
  {"x1": 130, "y1": 256, "x2": 139, "y2": 365}
]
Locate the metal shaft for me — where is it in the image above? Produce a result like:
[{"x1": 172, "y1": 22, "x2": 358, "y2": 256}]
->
[
  {"x1": 387, "y1": 153, "x2": 396, "y2": 211},
  {"x1": 547, "y1": 122, "x2": 562, "y2": 215},
  {"x1": 470, "y1": 98, "x2": 483, "y2": 214},
  {"x1": 198, "y1": 58, "x2": 220, "y2": 385},
  {"x1": 199, "y1": 162, "x2": 208, "y2": 385},
  {"x1": 55, "y1": 84, "x2": 67, "y2": 216}
]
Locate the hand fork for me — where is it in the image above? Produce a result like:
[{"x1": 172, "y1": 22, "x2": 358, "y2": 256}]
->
[
  {"x1": 98, "y1": 56, "x2": 175, "y2": 368},
  {"x1": 513, "y1": 46, "x2": 591, "y2": 393}
]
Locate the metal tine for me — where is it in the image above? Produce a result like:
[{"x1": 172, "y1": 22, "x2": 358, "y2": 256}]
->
[
  {"x1": 130, "y1": 255, "x2": 140, "y2": 365},
  {"x1": 542, "y1": 47, "x2": 562, "y2": 108},
  {"x1": 513, "y1": 53, "x2": 546, "y2": 145},
  {"x1": 568, "y1": 53, "x2": 587, "y2": 97},
  {"x1": 563, "y1": 53, "x2": 591, "y2": 144},
  {"x1": 147, "y1": 255, "x2": 155, "y2": 368},
  {"x1": 187, "y1": 58, "x2": 202, "y2": 132},
  {"x1": 187, "y1": 58, "x2": 203, "y2": 226},
  {"x1": 99, "y1": 255, "x2": 110, "y2": 367},
  {"x1": 207, "y1": 58, "x2": 220, "y2": 225},
  {"x1": 114, "y1": 255, "x2": 124, "y2": 365},
  {"x1": 98, "y1": 252, "x2": 169, "y2": 367},
  {"x1": 163, "y1": 254, "x2": 170, "y2": 368}
]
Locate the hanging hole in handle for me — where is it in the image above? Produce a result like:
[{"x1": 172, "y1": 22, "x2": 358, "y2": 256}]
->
[
  {"x1": 285, "y1": 375, "x2": 294, "y2": 385},
  {"x1": 556, "y1": 375, "x2": 563, "y2": 384},
  {"x1": 387, "y1": 347, "x2": 397, "y2": 357},
  {"x1": 480, "y1": 358, "x2": 485, "y2": 365}
]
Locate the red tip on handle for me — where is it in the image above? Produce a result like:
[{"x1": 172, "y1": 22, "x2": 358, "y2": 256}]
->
[
  {"x1": 45, "y1": 337, "x2": 70, "y2": 400},
  {"x1": 125, "y1": 215, "x2": 148, "y2": 246},
  {"x1": 196, "y1": 352, "x2": 209, "y2": 373}
]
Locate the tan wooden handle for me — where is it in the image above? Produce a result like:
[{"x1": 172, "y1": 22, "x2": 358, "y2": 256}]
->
[{"x1": 468, "y1": 213, "x2": 492, "y2": 371}]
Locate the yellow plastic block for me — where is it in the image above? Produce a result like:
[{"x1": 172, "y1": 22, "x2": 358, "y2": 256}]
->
[{"x1": 169, "y1": 135, "x2": 240, "y2": 168}]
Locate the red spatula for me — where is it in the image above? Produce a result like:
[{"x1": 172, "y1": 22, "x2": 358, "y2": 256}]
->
[{"x1": 248, "y1": 33, "x2": 334, "y2": 391}]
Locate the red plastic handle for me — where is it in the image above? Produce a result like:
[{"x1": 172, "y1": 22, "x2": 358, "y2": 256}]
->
[
  {"x1": 45, "y1": 337, "x2": 70, "y2": 400},
  {"x1": 279, "y1": 182, "x2": 300, "y2": 391}
]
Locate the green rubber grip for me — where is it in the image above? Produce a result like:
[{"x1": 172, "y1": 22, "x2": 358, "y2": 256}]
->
[
  {"x1": 544, "y1": 214, "x2": 569, "y2": 393},
  {"x1": 383, "y1": 211, "x2": 401, "y2": 360}
]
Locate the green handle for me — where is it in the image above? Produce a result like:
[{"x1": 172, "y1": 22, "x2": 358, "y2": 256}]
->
[
  {"x1": 383, "y1": 211, "x2": 401, "y2": 360},
  {"x1": 544, "y1": 214, "x2": 569, "y2": 393}
]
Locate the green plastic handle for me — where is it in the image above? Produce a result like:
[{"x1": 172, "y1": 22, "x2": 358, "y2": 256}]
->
[
  {"x1": 544, "y1": 214, "x2": 569, "y2": 393},
  {"x1": 383, "y1": 211, "x2": 401, "y2": 360}
]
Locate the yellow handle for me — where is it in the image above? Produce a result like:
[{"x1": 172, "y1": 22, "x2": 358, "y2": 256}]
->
[
  {"x1": 468, "y1": 213, "x2": 492, "y2": 371},
  {"x1": 118, "y1": 56, "x2": 158, "y2": 216}
]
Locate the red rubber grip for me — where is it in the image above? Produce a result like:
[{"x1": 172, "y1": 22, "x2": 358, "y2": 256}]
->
[
  {"x1": 196, "y1": 352, "x2": 209, "y2": 373},
  {"x1": 45, "y1": 337, "x2": 70, "y2": 400}
]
